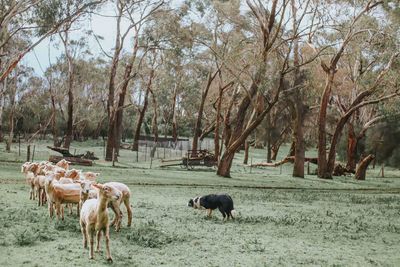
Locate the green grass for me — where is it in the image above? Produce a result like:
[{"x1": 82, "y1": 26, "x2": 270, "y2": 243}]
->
[{"x1": 0, "y1": 140, "x2": 399, "y2": 266}]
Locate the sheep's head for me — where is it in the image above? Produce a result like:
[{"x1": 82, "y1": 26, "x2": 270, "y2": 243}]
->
[
  {"x1": 82, "y1": 172, "x2": 100, "y2": 181},
  {"x1": 36, "y1": 165, "x2": 47, "y2": 176},
  {"x1": 75, "y1": 180, "x2": 93, "y2": 195},
  {"x1": 56, "y1": 159, "x2": 71, "y2": 170},
  {"x1": 27, "y1": 163, "x2": 39, "y2": 174},
  {"x1": 65, "y1": 169, "x2": 80, "y2": 179},
  {"x1": 93, "y1": 183, "x2": 121, "y2": 201},
  {"x1": 21, "y1": 162, "x2": 31, "y2": 173}
]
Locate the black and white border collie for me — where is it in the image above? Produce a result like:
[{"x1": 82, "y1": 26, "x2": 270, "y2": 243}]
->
[{"x1": 188, "y1": 194, "x2": 236, "y2": 220}]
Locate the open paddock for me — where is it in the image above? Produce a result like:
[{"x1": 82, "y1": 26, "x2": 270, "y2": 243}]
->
[{"x1": 0, "y1": 143, "x2": 400, "y2": 266}]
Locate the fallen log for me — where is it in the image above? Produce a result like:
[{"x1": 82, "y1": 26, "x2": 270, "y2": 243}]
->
[
  {"x1": 250, "y1": 156, "x2": 318, "y2": 167},
  {"x1": 47, "y1": 146, "x2": 74, "y2": 157},
  {"x1": 49, "y1": 155, "x2": 93, "y2": 166}
]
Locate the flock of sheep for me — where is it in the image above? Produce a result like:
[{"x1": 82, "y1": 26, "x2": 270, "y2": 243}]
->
[{"x1": 21, "y1": 159, "x2": 132, "y2": 262}]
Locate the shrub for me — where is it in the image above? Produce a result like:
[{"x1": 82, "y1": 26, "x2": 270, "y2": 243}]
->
[
  {"x1": 12, "y1": 228, "x2": 37, "y2": 246},
  {"x1": 125, "y1": 221, "x2": 183, "y2": 248}
]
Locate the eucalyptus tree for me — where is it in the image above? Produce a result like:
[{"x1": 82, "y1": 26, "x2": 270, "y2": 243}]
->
[
  {"x1": 104, "y1": 0, "x2": 164, "y2": 161},
  {"x1": 0, "y1": 0, "x2": 104, "y2": 83},
  {"x1": 212, "y1": 0, "x2": 317, "y2": 177},
  {"x1": 313, "y1": 0, "x2": 399, "y2": 178}
]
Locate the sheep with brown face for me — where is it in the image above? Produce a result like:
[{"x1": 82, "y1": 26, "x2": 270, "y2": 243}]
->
[
  {"x1": 45, "y1": 175, "x2": 81, "y2": 220},
  {"x1": 56, "y1": 159, "x2": 71, "y2": 170}
]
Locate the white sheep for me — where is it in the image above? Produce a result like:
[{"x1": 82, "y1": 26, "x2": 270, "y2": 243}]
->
[
  {"x1": 77, "y1": 180, "x2": 132, "y2": 232},
  {"x1": 45, "y1": 175, "x2": 81, "y2": 220},
  {"x1": 104, "y1": 182, "x2": 133, "y2": 232},
  {"x1": 80, "y1": 183, "x2": 121, "y2": 262},
  {"x1": 21, "y1": 162, "x2": 35, "y2": 200}
]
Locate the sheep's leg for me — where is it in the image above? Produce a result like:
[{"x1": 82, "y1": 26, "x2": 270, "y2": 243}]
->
[
  {"x1": 80, "y1": 221, "x2": 87, "y2": 249},
  {"x1": 111, "y1": 201, "x2": 122, "y2": 231},
  {"x1": 124, "y1": 198, "x2": 132, "y2": 227},
  {"x1": 104, "y1": 228, "x2": 112, "y2": 262},
  {"x1": 29, "y1": 184, "x2": 34, "y2": 200},
  {"x1": 41, "y1": 190, "x2": 46, "y2": 206},
  {"x1": 32, "y1": 185, "x2": 36, "y2": 200},
  {"x1": 109, "y1": 203, "x2": 117, "y2": 227},
  {"x1": 48, "y1": 202, "x2": 54, "y2": 218},
  {"x1": 76, "y1": 203, "x2": 80, "y2": 217},
  {"x1": 61, "y1": 205, "x2": 65, "y2": 221},
  {"x1": 55, "y1": 203, "x2": 61, "y2": 220},
  {"x1": 37, "y1": 188, "x2": 41, "y2": 206},
  {"x1": 89, "y1": 228, "x2": 94, "y2": 259},
  {"x1": 96, "y1": 230, "x2": 101, "y2": 252}
]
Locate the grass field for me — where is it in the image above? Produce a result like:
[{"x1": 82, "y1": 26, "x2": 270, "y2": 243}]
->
[{"x1": 0, "y1": 141, "x2": 400, "y2": 266}]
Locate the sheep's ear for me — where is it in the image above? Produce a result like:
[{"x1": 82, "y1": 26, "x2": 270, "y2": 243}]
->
[{"x1": 92, "y1": 183, "x2": 103, "y2": 190}]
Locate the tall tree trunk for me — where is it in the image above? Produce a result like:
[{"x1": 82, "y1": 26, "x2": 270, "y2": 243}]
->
[
  {"x1": 217, "y1": 150, "x2": 236, "y2": 178},
  {"x1": 0, "y1": 80, "x2": 4, "y2": 143},
  {"x1": 292, "y1": 102, "x2": 305, "y2": 177},
  {"x1": 49, "y1": 88, "x2": 58, "y2": 147},
  {"x1": 214, "y1": 84, "x2": 223, "y2": 162},
  {"x1": 271, "y1": 144, "x2": 280, "y2": 161},
  {"x1": 346, "y1": 123, "x2": 357, "y2": 172},
  {"x1": 63, "y1": 70, "x2": 74, "y2": 149},
  {"x1": 217, "y1": 68, "x2": 282, "y2": 177},
  {"x1": 265, "y1": 112, "x2": 272, "y2": 163},
  {"x1": 192, "y1": 70, "x2": 218, "y2": 155},
  {"x1": 0, "y1": 47, "x2": 3, "y2": 142},
  {"x1": 60, "y1": 21, "x2": 74, "y2": 150},
  {"x1": 115, "y1": 30, "x2": 139, "y2": 156},
  {"x1": 115, "y1": 63, "x2": 134, "y2": 156},
  {"x1": 317, "y1": 71, "x2": 335, "y2": 179},
  {"x1": 132, "y1": 94, "x2": 148, "y2": 151},
  {"x1": 6, "y1": 76, "x2": 15, "y2": 152},
  {"x1": 105, "y1": 114, "x2": 117, "y2": 161},
  {"x1": 354, "y1": 154, "x2": 374, "y2": 180},
  {"x1": 105, "y1": 3, "x2": 123, "y2": 161},
  {"x1": 217, "y1": 78, "x2": 260, "y2": 177},
  {"x1": 132, "y1": 70, "x2": 154, "y2": 151},
  {"x1": 291, "y1": 0, "x2": 305, "y2": 178},
  {"x1": 243, "y1": 140, "x2": 249, "y2": 164},
  {"x1": 150, "y1": 89, "x2": 159, "y2": 143},
  {"x1": 171, "y1": 83, "x2": 178, "y2": 145}
]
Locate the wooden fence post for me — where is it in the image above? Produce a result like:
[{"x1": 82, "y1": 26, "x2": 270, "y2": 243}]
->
[
  {"x1": 27, "y1": 145, "x2": 31, "y2": 162},
  {"x1": 32, "y1": 145, "x2": 36, "y2": 162},
  {"x1": 18, "y1": 134, "x2": 21, "y2": 156}
]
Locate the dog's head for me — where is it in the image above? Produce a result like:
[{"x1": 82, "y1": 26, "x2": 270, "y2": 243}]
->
[
  {"x1": 188, "y1": 196, "x2": 202, "y2": 209},
  {"x1": 187, "y1": 199, "x2": 194, "y2": 207}
]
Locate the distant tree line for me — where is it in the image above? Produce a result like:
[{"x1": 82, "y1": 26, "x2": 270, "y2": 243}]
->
[{"x1": 1, "y1": 0, "x2": 400, "y2": 177}]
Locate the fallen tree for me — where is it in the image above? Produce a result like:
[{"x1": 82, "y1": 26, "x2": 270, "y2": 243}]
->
[{"x1": 249, "y1": 156, "x2": 318, "y2": 167}]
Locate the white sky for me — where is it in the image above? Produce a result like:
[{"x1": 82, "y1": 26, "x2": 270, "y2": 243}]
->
[{"x1": 23, "y1": 1, "x2": 180, "y2": 76}]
